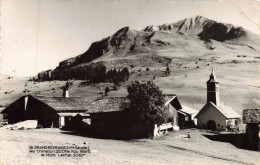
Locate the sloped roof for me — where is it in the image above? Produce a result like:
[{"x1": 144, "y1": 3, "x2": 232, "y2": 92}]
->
[
  {"x1": 214, "y1": 103, "x2": 241, "y2": 118},
  {"x1": 164, "y1": 95, "x2": 177, "y2": 106},
  {"x1": 180, "y1": 105, "x2": 198, "y2": 115},
  {"x1": 30, "y1": 95, "x2": 92, "y2": 112},
  {"x1": 86, "y1": 97, "x2": 130, "y2": 113},
  {"x1": 196, "y1": 102, "x2": 240, "y2": 119},
  {"x1": 164, "y1": 95, "x2": 198, "y2": 115},
  {"x1": 86, "y1": 95, "x2": 187, "y2": 114}
]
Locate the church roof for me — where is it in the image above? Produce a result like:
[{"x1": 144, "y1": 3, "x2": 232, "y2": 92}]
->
[
  {"x1": 209, "y1": 102, "x2": 240, "y2": 119},
  {"x1": 195, "y1": 102, "x2": 241, "y2": 119}
]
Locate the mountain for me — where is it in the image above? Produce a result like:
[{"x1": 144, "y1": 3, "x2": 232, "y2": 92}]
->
[
  {"x1": 3, "y1": 16, "x2": 260, "y2": 116},
  {"x1": 142, "y1": 15, "x2": 246, "y2": 41},
  {"x1": 58, "y1": 15, "x2": 260, "y2": 69}
]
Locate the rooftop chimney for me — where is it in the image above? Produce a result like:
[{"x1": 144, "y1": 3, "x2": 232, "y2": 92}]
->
[
  {"x1": 63, "y1": 80, "x2": 70, "y2": 98},
  {"x1": 63, "y1": 88, "x2": 69, "y2": 98}
]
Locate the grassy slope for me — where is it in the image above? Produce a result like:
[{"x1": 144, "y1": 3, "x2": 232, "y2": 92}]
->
[
  {"x1": 1, "y1": 129, "x2": 259, "y2": 165},
  {"x1": 1, "y1": 34, "x2": 260, "y2": 116}
]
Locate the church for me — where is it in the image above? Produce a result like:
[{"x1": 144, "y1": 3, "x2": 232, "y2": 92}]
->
[{"x1": 195, "y1": 69, "x2": 241, "y2": 131}]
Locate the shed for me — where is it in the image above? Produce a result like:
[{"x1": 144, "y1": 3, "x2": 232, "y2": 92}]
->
[
  {"x1": 164, "y1": 94, "x2": 198, "y2": 128},
  {"x1": 243, "y1": 109, "x2": 260, "y2": 151}
]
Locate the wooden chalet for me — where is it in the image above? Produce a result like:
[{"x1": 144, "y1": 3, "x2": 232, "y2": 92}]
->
[
  {"x1": 243, "y1": 109, "x2": 260, "y2": 151},
  {"x1": 82, "y1": 95, "x2": 197, "y2": 139},
  {"x1": 1, "y1": 94, "x2": 91, "y2": 128}
]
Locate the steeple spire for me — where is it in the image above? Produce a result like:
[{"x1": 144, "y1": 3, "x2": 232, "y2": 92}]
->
[{"x1": 209, "y1": 67, "x2": 216, "y2": 81}]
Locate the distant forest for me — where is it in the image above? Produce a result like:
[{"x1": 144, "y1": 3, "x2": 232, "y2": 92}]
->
[{"x1": 37, "y1": 64, "x2": 130, "y2": 85}]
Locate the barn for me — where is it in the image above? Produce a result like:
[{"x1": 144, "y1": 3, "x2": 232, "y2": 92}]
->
[
  {"x1": 83, "y1": 96, "x2": 177, "y2": 139},
  {"x1": 163, "y1": 94, "x2": 198, "y2": 128},
  {"x1": 77, "y1": 95, "x2": 197, "y2": 139},
  {"x1": 243, "y1": 109, "x2": 260, "y2": 151},
  {"x1": 1, "y1": 94, "x2": 91, "y2": 128},
  {"x1": 195, "y1": 69, "x2": 241, "y2": 131}
]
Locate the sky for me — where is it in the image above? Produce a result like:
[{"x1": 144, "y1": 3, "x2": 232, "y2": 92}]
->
[{"x1": 1, "y1": 0, "x2": 260, "y2": 77}]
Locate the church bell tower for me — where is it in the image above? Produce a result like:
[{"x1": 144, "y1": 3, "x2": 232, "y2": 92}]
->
[{"x1": 206, "y1": 68, "x2": 220, "y2": 106}]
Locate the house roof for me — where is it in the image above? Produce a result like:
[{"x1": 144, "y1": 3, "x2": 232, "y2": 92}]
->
[
  {"x1": 164, "y1": 95, "x2": 177, "y2": 106},
  {"x1": 180, "y1": 105, "x2": 198, "y2": 115},
  {"x1": 164, "y1": 95, "x2": 198, "y2": 115},
  {"x1": 86, "y1": 95, "x2": 192, "y2": 114},
  {"x1": 30, "y1": 95, "x2": 92, "y2": 112},
  {"x1": 86, "y1": 97, "x2": 130, "y2": 114}
]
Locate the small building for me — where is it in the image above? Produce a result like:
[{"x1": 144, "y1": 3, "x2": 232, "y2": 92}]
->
[
  {"x1": 195, "y1": 69, "x2": 241, "y2": 131},
  {"x1": 0, "y1": 106, "x2": 6, "y2": 126},
  {"x1": 243, "y1": 109, "x2": 260, "y2": 151},
  {"x1": 177, "y1": 104, "x2": 198, "y2": 127},
  {"x1": 163, "y1": 94, "x2": 198, "y2": 128},
  {"x1": 1, "y1": 91, "x2": 91, "y2": 128},
  {"x1": 80, "y1": 95, "x2": 196, "y2": 139},
  {"x1": 84, "y1": 96, "x2": 178, "y2": 139}
]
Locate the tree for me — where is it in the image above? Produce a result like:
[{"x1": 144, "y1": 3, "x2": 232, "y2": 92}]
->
[
  {"x1": 122, "y1": 67, "x2": 130, "y2": 80},
  {"x1": 127, "y1": 81, "x2": 168, "y2": 124}
]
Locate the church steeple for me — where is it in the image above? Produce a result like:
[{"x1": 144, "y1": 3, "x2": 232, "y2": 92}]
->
[{"x1": 206, "y1": 68, "x2": 220, "y2": 106}]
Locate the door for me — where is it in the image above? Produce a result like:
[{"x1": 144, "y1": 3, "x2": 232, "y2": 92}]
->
[{"x1": 207, "y1": 120, "x2": 216, "y2": 130}]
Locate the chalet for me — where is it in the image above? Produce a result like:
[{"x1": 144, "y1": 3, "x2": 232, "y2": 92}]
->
[
  {"x1": 1, "y1": 90, "x2": 91, "y2": 128},
  {"x1": 163, "y1": 94, "x2": 198, "y2": 128},
  {"x1": 0, "y1": 106, "x2": 6, "y2": 126},
  {"x1": 195, "y1": 69, "x2": 241, "y2": 131},
  {"x1": 80, "y1": 95, "x2": 197, "y2": 139},
  {"x1": 84, "y1": 96, "x2": 176, "y2": 139},
  {"x1": 243, "y1": 109, "x2": 260, "y2": 151}
]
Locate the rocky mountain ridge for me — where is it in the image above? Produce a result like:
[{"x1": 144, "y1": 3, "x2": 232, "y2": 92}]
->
[{"x1": 56, "y1": 15, "x2": 259, "y2": 69}]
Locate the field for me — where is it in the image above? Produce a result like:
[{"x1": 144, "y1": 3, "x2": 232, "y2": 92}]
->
[
  {"x1": 1, "y1": 58, "x2": 259, "y2": 117},
  {"x1": 0, "y1": 129, "x2": 259, "y2": 165}
]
